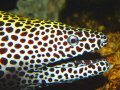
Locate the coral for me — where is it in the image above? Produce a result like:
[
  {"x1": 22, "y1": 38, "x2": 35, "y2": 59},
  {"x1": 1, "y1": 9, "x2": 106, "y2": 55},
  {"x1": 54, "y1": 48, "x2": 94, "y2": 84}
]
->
[{"x1": 9, "y1": 0, "x2": 65, "y2": 21}]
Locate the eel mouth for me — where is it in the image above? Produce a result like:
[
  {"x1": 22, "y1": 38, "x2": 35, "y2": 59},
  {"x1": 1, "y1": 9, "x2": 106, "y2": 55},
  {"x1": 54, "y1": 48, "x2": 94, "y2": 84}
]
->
[
  {"x1": 46, "y1": 52, "x2": 109, "y2": 68},
  {"x1": 40, "y1": 52, "x2": 109, "y2": 82}
]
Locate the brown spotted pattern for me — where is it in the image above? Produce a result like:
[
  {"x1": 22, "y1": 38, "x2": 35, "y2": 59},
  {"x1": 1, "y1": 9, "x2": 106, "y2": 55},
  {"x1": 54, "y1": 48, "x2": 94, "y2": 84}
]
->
[{"x1": 0, "y1": 11, "x2": 109, "y2": 90}]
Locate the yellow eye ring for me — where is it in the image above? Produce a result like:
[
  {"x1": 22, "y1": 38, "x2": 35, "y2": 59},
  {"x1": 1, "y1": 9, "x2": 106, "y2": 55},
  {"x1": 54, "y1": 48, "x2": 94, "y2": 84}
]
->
[{"x1": 68, "y1": 35, "x2": 79, "y2": 46}]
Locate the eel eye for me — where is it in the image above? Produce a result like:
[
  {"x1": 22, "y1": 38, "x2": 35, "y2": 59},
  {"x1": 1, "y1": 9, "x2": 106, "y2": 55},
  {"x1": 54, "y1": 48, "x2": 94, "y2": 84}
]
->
[{"x1": 68, "y1": 35, "x2": 79, "y2": 46}]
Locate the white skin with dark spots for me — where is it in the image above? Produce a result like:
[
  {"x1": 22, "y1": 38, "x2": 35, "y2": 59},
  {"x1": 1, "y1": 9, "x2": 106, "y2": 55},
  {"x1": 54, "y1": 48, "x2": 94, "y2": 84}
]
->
[{"x1": 0, "y1": 11, "x2": 109, "y2": 90}]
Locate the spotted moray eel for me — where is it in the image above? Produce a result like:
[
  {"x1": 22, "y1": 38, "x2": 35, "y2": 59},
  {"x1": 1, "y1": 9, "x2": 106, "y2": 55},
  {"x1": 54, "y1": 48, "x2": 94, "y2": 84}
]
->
[{"x1": 0, "y1": 11, "x2": 109, "y2": 90}]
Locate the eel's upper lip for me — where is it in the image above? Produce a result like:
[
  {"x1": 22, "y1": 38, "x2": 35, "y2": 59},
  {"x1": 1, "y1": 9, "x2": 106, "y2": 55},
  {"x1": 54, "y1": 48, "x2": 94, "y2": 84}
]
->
[{"x1": 100, "y1": 35, "x2": 108, "y2": 47}]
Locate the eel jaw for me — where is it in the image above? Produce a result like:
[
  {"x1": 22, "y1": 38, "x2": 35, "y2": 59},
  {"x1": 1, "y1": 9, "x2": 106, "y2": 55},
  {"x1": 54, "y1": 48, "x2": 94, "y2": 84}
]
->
[{"x1": 100, "y1": 35, "x2": 108, "y2": 48}]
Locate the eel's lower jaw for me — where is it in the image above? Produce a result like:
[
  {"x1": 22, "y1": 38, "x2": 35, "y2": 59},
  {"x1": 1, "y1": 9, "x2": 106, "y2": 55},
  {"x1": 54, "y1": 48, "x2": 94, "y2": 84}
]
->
[
  {"x1": 62, "y1": 58, "x2": 110, "y2": 79},
  {"x1": 74, "y1": 58, "x2": 109, "y2": 73},
  {"x1": 39, "y1": 58, "x2": 109, "y2": 85}
]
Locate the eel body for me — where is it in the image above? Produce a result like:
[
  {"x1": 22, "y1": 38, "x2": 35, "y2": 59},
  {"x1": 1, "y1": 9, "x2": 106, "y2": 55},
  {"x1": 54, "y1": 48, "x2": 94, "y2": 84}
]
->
[{"x1": 0, "y1": 11, "x2": 109, "y2": 90}]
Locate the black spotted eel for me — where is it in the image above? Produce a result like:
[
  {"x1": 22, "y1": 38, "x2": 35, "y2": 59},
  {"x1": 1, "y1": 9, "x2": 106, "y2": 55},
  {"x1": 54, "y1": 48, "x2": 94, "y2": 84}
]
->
[{"x1": 0, "y1": 11, "x2": 109, "y2": 90}]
